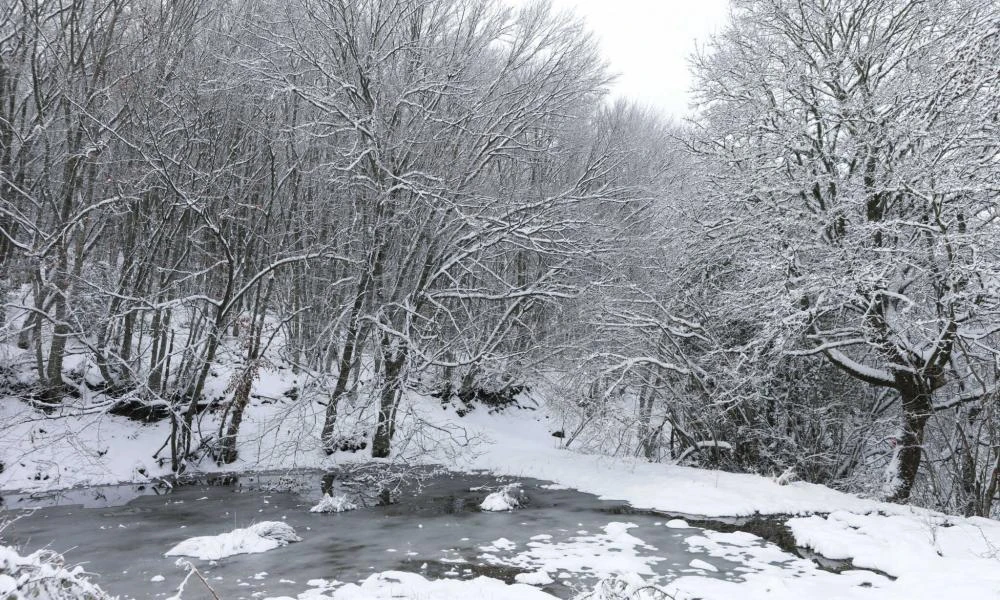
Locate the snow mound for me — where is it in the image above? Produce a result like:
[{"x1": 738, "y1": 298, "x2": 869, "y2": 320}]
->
[
  {"x1": 310, "y1": 493, "x2": 358, "y2": 513},
  {"x1": 165, "y1": 521, "x2": 301, "y2": 560},
  {"x1": 0, "y1": 544, "x2": 113, "y2": 600},
  {"x1": 480, "y1": 483, "x2": 523, "y2": 512}
]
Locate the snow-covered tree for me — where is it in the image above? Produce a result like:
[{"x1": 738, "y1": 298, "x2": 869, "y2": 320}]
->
[{"x1": 690, "y1": 0, "x2": 1000, "y2": 502}]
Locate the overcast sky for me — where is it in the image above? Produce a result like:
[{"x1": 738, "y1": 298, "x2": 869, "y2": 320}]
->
[{"x1": 514, "y1": 0, "x2": 732, "y2": 119}]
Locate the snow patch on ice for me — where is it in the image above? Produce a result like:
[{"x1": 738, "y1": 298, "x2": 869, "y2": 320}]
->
[
  {"x1": 269, "y1": 570, "x2": 556, "y2": 599},
  {"x1": 684, "y1": 529, "x2": 813, "y2": 575},
  {"x1": 688, "y1": 558, "x2": 718, "y2": 572},
  {"x1": 479, "y1": 522, "x2": 664, "y2": 582},
  {"x1": 478, "y1": 537, "x2": 517, "y2": 552},
  {"x1": 514, "y1": 569, "x2": 554, "y2": 586}
]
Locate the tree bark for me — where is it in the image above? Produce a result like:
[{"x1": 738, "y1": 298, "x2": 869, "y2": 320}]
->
[
  {"x1": 372, "y1": 351, "x2": 406, "y2": 459},
  {"x1": 320, "y1": 288, "x2": 366, "y2": 453},
  {"x1": 887, "y1": 375, "x2": 933, "y2": 503}
]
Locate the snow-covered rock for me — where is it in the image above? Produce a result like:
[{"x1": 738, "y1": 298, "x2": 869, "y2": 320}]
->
[
  {"x1": 310, "y1": 493, "x2": 358, "y2": 513},
  {"x1": 165, "y1": 521, "x2": 301, "y2": 560},
  {"x1": 480, "y1": 483, "x2": 523, "y2": 512},
  {"x1": 0, "y1": 544, "x2": 113, "y2": 600}
]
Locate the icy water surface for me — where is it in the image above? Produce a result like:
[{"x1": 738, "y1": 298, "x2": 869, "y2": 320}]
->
[{"x1": 2, "y1": 469, "x2": 745, "y2": 599}]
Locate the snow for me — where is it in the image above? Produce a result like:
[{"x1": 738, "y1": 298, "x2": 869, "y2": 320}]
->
[
  {"x1": 0, "y1": 366, "x2": 873, "y2": 518},
  {"x1": 787, "y1": 511, "x2": 1000, "y2": 598},
  {"x1": 514, "y1": 570, "x2": 554, "y2": 585},
  {"x1": 688, "y1": 559, "x2": 718, "y2": 572},
  {"x1": 685, "y1": 529, "x2": 814, "y2": 574},
  {"x1": 309, "y1": 493, "x2": 358, "y2": 513},
  {"x1": 0, "y1": 544, "x2": 113, "y2": 600},
  {"x1": 479, "y1": 484, "x2": 522, "y2": 512},
  {"x1": 478, "y1": 522, "x2": 664, "y2": 581},
  {"x1": 6, "y1": 386, "x2": 1000, "y2": 599},
  {"x1": 263, "y1": 571, "x2": 556, "y2": 600},
  {"x1": 165, "y1": 521, "x2": 301, "y2": 560},
  {"x1": 450, "y1": 409, "x2": 1000, "y2": 600},
  {"x1": 656, "y1": 519, "x2": 1000, "y2": 600},
  {"x1": 452, "y1": 408, "x2": 877, "y2": 518},
  {"x1": 478, "y1": 537, "x2": 517, "y2": 552},
  {"x1": 583, "y1": 573, "x2": 676, "y2": 600},
  {"x1": 0, "y1": 359, "x2": 325, "y2": 494}
]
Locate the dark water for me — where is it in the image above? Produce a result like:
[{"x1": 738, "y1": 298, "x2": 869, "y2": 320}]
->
[{"x1": 1, "y1": 470, "x2": 743, "y2": 599}]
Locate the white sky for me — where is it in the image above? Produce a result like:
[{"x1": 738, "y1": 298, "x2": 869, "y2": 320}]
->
[{"x1": 513, "y1": 0, "x2": 732, "y2": 119}]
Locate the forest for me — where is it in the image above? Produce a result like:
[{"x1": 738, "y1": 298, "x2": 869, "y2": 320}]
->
[{"x1": 1, "y1": 0, "x2": 1000, "y2": 525}]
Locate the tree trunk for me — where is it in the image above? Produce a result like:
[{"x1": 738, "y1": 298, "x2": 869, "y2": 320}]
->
[
  {"x1": 981, "y1": 447, "x2": 1000, "y2": 518},
  {"x1": 372, "y1": 351, "x2": 405, "y2": 459},
  {"x1": 218, "y1": 366, "x2": 253, "y2": 464},
  {"x1": 219, "y1": 279, "x2": 272, "y2": 464},
  {"x1": 320, "y1": 294, "x2": 365, "y2": 453},
  {"x1": 956, "y1": 408, "x2": 981, "y2": 517},
  {"x1": 44, "y1": 271, "x2": 69, "y2": 399},
  {"x1": 148, "y1": 307, "x2": 164, "y2": 393},
  {"x1": 887, "y1": 376, "x2": 933, "y2": 503},
  {"x1": 637, "y1": 385, "x2": 654, "y2": 460}
]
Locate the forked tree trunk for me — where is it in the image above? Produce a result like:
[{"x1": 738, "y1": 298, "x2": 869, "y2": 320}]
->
[
  {"x1": 218, "y1": 278, "x2": 273, "y2": 464},
  {"x1": 320, "y1": 292, "x2": 366, "y2": 454}
]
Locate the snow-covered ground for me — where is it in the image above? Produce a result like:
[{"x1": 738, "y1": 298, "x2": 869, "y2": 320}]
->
[
  {"x1": 456, "y1": 409, "x2": 1000, "y2": 600},
  {"x1": 3, "y1": 385, "x2": 1000, "y2": 599}
]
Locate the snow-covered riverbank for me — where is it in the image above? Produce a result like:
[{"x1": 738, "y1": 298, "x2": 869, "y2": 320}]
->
[{"x1": 3, "y1": 393, "x2": 1000, "y2": 600}]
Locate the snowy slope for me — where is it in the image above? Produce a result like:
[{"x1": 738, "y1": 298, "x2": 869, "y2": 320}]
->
[{"x1": 448, "y1": 407, "x2": 879, "y2": 517}]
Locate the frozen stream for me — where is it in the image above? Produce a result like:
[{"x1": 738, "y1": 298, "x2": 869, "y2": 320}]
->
[{"x1": 1, "y1": 469, "x2": 752, "y2": 599}]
